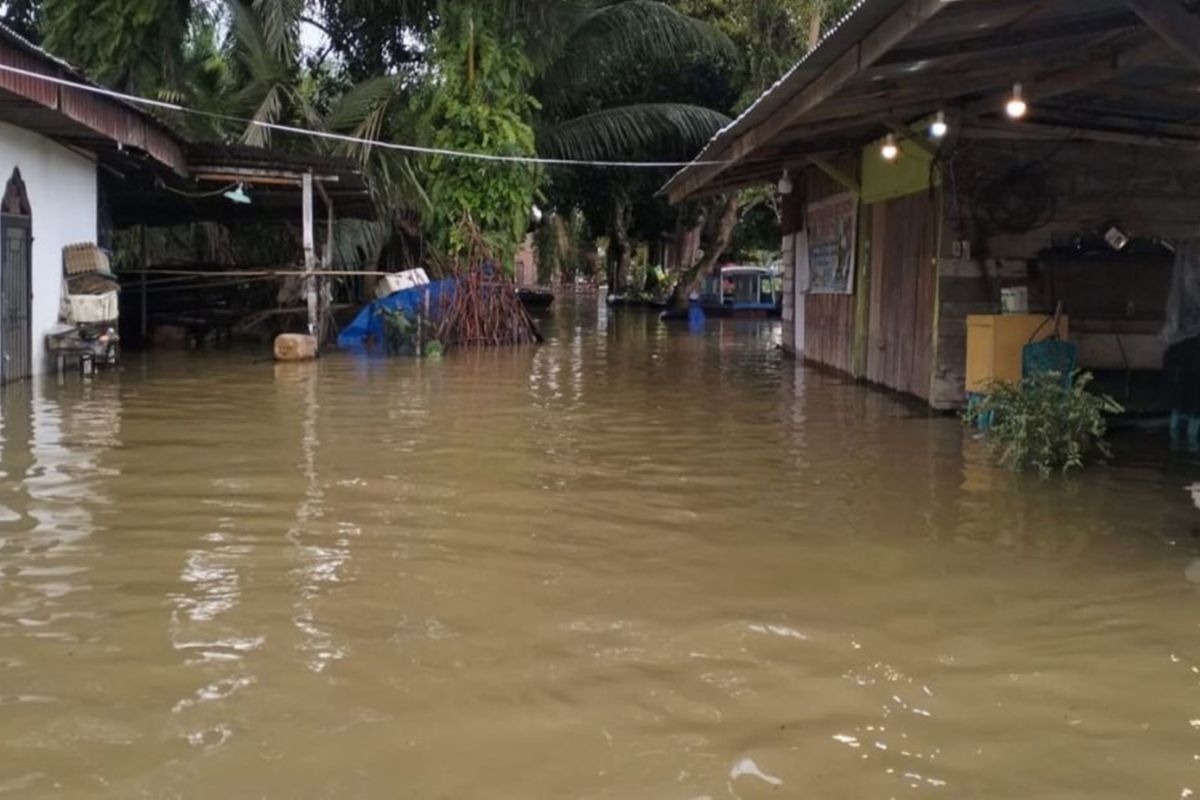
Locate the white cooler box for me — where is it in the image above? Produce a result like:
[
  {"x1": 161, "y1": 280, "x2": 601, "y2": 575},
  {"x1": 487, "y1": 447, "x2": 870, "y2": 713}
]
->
[
  {"x1": 67, "y1": 291, "x2": 119, "y2": 323},
  {"x1": 374, "y1": 268, "x2": 430, "y2": 299}
]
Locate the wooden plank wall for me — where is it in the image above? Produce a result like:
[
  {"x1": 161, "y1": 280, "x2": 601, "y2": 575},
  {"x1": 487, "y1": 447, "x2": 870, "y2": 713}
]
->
[
  {"x1": 780, "y1": 187, "x2": 806, "y2": 353},
  {"x1": 865, "y1": 191, "x2": 937, "y2": 400},
  {"x1": 873, "y1": 188, "x2": 936, "y2": 400},
  {"x1": 803, "y1": 158, "x2": 858, "y2": 374},
  {"x1": 932, "y1": 140, "x2": 1200, "y2": 408}
]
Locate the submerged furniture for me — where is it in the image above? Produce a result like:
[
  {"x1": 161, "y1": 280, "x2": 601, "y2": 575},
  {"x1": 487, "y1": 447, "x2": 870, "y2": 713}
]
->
[
  {"x1": 966, "y1": 314, "x2": 1070, "y2": 430},
  {"x1": 966, "y1": 314, "x2": 1069, "y2": 393},
  {"x1": 49, "y1": 243, "x2": 120, "y2": 375}
]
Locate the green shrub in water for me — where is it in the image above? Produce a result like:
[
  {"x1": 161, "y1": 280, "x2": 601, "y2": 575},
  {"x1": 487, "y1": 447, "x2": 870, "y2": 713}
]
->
[
  {"x1": 963, "y1": 370, "x2": 1123, "y2": 477},
  {"x1": 379, "y1": 307, "x2": 415, "y2": 355},
  {"x1": 424, "y1": 340, "x2": 444, "y2": 360}
]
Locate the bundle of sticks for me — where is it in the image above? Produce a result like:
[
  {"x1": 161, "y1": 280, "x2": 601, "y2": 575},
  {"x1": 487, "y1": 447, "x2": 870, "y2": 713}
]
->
[{"x1": 434, "y1": 226, "x2": 541, "y2": 349}]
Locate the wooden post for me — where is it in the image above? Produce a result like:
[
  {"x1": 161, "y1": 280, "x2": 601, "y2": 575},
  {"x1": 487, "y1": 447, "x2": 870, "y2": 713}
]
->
[
  {"x1": 317, "y1": 181, "x2": 335, "y2": 341},
  {"x1": 302, "y1": 172, "x2": 317, "y2": 337},
  {"x1": 139, "y1": 225, "x2": 148, "y2": 341}
]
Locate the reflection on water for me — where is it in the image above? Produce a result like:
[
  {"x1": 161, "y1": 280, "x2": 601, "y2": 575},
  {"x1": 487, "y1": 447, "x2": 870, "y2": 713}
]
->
[{"x1": 1, "y1": 298, "x2": 1200, "y2": 797}]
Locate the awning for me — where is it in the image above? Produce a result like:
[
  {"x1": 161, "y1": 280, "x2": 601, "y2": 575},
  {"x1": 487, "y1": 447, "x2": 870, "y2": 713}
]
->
[{"x1": 664, "y1": 0, "x2": 1200, "y2": 202}]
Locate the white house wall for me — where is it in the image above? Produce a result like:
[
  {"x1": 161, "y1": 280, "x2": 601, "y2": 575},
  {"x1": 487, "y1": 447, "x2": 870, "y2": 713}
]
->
[{"x1": 0, "y1": 121, "x2": 98, "y2": 376}]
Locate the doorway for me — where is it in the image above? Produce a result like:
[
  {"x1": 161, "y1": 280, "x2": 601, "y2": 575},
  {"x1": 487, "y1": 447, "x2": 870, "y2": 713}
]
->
[{"x1": 1, "y1": 167, "x2": 31, "y2": 384}]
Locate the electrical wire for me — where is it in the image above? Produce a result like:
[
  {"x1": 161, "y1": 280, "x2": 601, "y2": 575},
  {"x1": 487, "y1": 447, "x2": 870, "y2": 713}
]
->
[{"x1": 0, "y1": 61, "x2": 739, "y2": 170}]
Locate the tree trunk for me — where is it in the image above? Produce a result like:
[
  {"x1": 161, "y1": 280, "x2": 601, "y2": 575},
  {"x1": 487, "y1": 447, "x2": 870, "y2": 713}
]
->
[
  {"x1": 668, "y1": 194, "x2": 739, "y2": 310},
  {"x1": 607, "y1": 193, "x2": 633, "y2": 292},
  {"x1": 808, "y1": 0, "x2": 825, "y2": 49}
]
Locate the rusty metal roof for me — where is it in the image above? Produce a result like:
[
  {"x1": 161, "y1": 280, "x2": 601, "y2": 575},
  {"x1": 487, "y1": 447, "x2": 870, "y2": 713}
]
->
[
  {"x1": 0, "y1": 22, "x2": 189, "y2": 174},
  {"x1": 0, "y1": 26, "x2": 375, "y2": 226},
  {"x1": 664, "y1": 0, "x2": 1200, "y2": 202}
]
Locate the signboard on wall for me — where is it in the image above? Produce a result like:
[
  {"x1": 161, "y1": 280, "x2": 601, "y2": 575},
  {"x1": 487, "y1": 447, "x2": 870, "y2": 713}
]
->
[{"x1": 806, "y1": 191, "x2": 858, "y2": 294}]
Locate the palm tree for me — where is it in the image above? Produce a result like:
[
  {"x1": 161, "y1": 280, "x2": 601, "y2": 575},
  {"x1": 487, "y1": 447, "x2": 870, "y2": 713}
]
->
[{"x1": 532, "y1": 1, "x2": 736, "y2": 289}]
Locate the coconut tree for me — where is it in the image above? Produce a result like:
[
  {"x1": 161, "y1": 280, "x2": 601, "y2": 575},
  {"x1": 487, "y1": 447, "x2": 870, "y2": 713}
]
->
[{"x1": 531, "y1": 1, "x2": 737, "y2": 290}]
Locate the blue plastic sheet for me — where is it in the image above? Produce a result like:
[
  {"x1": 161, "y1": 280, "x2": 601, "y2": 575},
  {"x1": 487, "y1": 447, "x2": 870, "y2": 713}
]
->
[{"x1": 336, "y1": 279, "x2": 455, "y2": 352}]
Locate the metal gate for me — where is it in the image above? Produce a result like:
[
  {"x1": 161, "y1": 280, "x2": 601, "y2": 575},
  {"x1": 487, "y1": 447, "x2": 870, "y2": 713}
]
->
[{"x1": 1, "y1": 214, "x2": 31, "y2": 384}]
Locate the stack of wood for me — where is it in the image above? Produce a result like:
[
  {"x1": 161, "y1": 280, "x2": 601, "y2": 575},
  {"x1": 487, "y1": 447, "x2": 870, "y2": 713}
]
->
[{"x1": 434, "y1": 228, "x2": 541, "y2": 349}]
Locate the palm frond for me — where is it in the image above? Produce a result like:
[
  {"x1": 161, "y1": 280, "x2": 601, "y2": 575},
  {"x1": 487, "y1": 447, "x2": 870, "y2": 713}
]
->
[
  {"x1": 538, "y1": 0, "x2": 736, "y2": 113},
  {"x1": 537, "y1": 103, "x2": 730, "y2": 162},
  {"x1": 251, "y1": 0, "x2": 303, "y2": 62},
  {"x1": 241, "y1": 83, "x2": 282, "y2": 146},
  {"x1": 325, "y1": 76, "x2": 405, "y2": 129}
]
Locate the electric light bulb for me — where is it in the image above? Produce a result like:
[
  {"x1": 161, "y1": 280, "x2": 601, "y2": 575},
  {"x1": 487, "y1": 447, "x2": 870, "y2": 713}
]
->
[
  {"x1": 1006, "y1": 83, "x2": 1027, "y2": 119},
  {"x1": 930, "y1": 111, "x2": 948, "y2": 139},
  {"x1": 778, "y1": 169, "x2": 793, "y2": 195},
  {"x1": 881, "y1": 134, "x2": 899, "y2": 161}
]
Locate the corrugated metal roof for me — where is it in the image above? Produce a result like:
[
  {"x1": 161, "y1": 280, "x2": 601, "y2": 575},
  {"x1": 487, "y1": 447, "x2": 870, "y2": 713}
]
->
[
  {"x1": 663, "y1": 0, "x2": 1200, "y2": 200},
  {"x1": 661, "y1": 0, "x2": 907, "y2": 197},
  {"x1": 0, "y1": 21, "x2": 173, "y2": 126}
]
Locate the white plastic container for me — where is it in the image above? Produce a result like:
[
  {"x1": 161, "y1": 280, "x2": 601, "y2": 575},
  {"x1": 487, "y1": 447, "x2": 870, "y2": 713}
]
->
[
  {"x1": 375, "y1": 268, "x2": 430, "y2": 299},
  {"x1": 1000, "y1": 286, "x2": 1029, "y2": 314},
  {"x1": 67, "y1": 291, "x2": 119, "y2": 323}
]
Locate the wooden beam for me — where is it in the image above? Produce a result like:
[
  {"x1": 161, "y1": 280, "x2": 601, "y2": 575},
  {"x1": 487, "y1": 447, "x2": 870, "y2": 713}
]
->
[
  {"x1": 667, "y1": 0, "x2": 954, "y2": 202},
  {"x1": 962, "y1": 34, "x2": 1163, "y2": 118},
  {"x1": 961, "y1": 120, "x2": 1200, "y2": 149},
  {"x1": 192, "y1": 167, "x2": 342, "y2": 184},
  {"x1": 1034, "y1": 106, "x2": 1200, "y2": 140},
  {"x1": 808, "y1": 155, "x2": 861, "y2": 194},
  {"x1": 1128, "y1": 0, "x2": 1200, "y2": 70},
  {"x1": 880, "y1": 8, "x2": 1141, "y2": 65}
]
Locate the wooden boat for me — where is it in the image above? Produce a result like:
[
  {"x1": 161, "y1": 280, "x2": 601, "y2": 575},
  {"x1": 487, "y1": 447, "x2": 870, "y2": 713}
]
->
[
  {"x1": 517, "y1": 287, "x2": 555, "y2": 310},
  {"x1": 662, "y1": 265, "x2": 783, "y2": 320}
]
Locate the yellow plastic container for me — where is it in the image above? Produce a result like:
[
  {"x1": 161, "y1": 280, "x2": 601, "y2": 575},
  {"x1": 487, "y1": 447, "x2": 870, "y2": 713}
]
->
[{"x1": 966, "y1": 314, "x2": 1069, "y2": 393}]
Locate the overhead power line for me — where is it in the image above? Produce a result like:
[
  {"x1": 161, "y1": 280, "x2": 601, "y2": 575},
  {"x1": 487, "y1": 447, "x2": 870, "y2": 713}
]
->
[{"x1": 0, "y1": 62, "x2": 729, "y2": 170}]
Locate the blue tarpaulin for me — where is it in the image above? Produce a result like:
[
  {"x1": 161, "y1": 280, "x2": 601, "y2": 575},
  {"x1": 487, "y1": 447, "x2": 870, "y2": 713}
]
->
[{"x1": 336, "y1": 279, "x2": 455, "y2": 352}]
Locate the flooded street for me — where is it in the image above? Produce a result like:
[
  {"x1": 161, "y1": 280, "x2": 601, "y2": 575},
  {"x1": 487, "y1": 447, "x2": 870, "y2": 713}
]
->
[{"x1": 4, "y1": 298, "x2": 1200, "y2": 798}]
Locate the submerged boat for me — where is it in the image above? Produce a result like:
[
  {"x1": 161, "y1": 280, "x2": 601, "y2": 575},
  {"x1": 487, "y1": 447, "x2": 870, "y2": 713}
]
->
[
  {"x1": 517, "y1": 287, "x2": 555, "y2": 310},
  {"x1": 662, "y1": 265, "x2": 783, "y2": 320}
]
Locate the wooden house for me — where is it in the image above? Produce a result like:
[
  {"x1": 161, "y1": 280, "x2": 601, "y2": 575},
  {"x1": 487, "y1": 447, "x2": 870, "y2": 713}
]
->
[
  {"x1": 664, "y1": 0, "x2": 1200, "y2": 410},
  {"x1": 0, "y1": 24, "x2": 372, "y2": 382}
]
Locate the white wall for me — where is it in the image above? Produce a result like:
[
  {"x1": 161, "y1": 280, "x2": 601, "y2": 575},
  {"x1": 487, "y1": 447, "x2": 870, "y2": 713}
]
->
[{"x1": 0, "y1": 121, "x2": 98, "y2": 377}]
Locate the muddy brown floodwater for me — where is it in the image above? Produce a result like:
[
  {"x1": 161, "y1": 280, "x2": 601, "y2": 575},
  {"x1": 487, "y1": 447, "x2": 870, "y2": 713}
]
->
[{"x1": 3, "y1": 298, "x2": 1200, "y2": 798}]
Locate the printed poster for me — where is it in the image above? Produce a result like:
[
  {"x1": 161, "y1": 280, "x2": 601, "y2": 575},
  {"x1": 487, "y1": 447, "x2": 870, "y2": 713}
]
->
[{"x1": 806, "y1": 191, "x2": 858, "y2": 294}]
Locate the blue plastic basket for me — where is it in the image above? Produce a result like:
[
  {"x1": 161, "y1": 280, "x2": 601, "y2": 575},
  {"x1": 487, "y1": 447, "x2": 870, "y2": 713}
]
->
[{"x1": 1022, "y1": 340, "x2": 1076, "y2": 383}]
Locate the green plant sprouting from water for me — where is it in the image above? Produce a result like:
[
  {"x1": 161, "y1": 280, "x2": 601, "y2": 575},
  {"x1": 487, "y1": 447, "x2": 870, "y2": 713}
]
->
[
  {"x1": 379, "y1": 306, "x2": 442, "y2": 358},
  {"x1": 963, "y1": 370, "x2": 1123, "y2": 478}
]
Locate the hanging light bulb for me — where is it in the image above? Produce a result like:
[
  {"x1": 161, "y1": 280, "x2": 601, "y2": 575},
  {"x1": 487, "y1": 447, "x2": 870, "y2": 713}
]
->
[
  {"x1": 531, "y1": 204, "x2": 544, "y2": 224},
  {"x1": 929, "y1": 110, "x2": 948, "y2": 139},
  {"x1": 777, "y1": 169, "x2": 793, "y2": 195},
  {"x1": 881, "y1": 133, "x2": 899, "y2": 161},
  {"x1": 223, "y1": 183, "x2": 251, "y2": 205},
  {"x1": 1006, "y1": 83, "x2": 1027, "y2": 119}
]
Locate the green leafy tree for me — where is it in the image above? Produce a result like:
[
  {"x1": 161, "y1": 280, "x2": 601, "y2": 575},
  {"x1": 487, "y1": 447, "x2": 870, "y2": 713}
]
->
[
  {"x1": 0, "y1": 0, "x2": 42, "y2": 42},
  {"x1": 42, "y1": 0, "x2": 193, "y2": 92},
  {"x1": 415, "y1": 5, "x2": 540, "y2": 263},
  {"x1": 533, "y1": 1, "x2": 737, "y2": 289}
]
